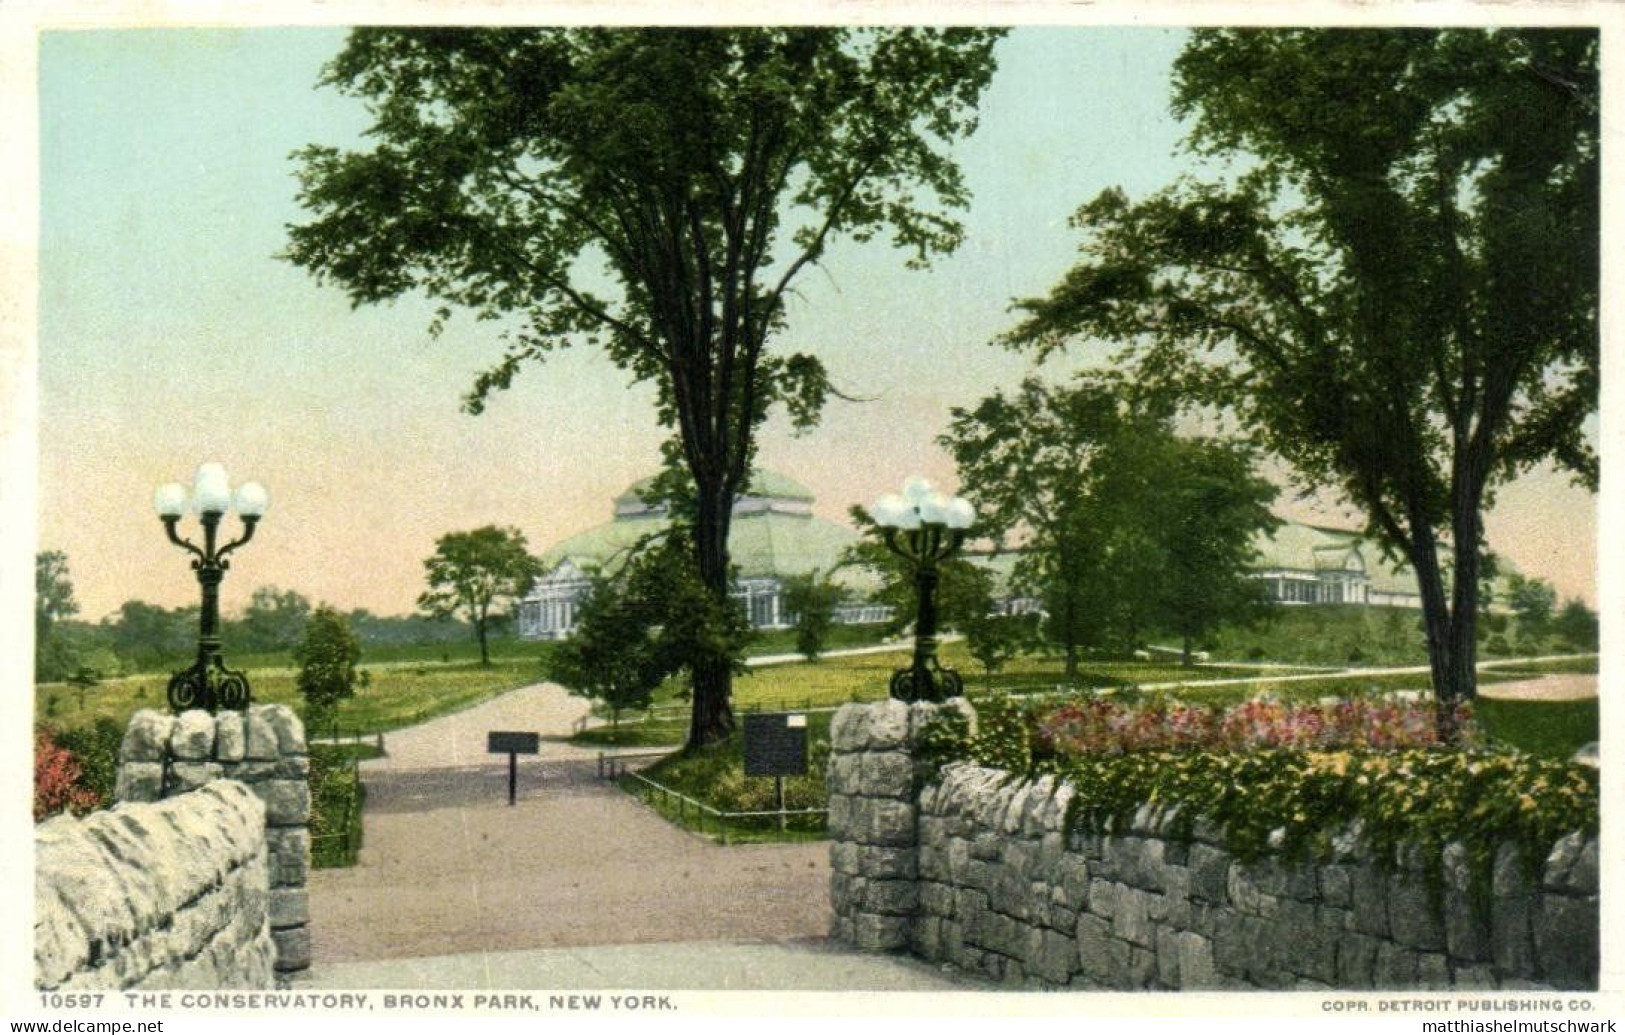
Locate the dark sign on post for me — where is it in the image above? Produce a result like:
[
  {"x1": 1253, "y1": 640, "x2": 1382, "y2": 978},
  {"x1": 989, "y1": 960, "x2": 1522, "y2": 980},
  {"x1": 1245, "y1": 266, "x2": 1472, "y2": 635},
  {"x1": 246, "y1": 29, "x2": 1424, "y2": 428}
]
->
[
  {"x1": 487, "y1": 731, "x2": 540, "y2": 805},
  {"x1": 743, "y1": 713, "x2": 808, "y2": 777}
]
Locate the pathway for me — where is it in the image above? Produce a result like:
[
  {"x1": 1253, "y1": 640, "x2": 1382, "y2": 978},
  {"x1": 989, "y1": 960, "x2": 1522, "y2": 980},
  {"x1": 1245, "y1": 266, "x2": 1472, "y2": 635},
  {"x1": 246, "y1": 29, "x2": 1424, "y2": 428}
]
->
[{"x1": 306, "y1": 682, "x2": 830, "y2": 972}]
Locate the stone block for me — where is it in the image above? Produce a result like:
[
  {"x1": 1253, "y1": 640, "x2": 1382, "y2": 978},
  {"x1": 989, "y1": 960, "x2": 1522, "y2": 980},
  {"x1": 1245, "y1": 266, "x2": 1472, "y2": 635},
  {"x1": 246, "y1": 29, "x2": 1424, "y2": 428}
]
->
[
  {"x1": 865, "y1": 699, "x2": 911, "y2": 751},
  {"x1": 1453, "y1": 965, "x2": 1498, "y2": 989},
  {"x1": 1492, "y1": 889, "x2": 1537, "y2": 979},
  {"x1": 115, "y1": 762, "x2": 165, "y2": 804},
  {"x1": 1089, "y1": 878, "x2": 1118, "y2": 919},
  {"x1": 268, "y1": 888, "x2": 308, "y2": 929},
  {"x1": 830, "y1": 840, "x2": 859, "y2": 875},
  {"x1": 1534, "y1": 894, "x2": 1598, "y2": 989},
  {"x1": 920, "y1": 881, "x2": 957, "y2": 918},
  {"x1": 862, "y1": 880, "x2": 919, "y2": 917},
  {"x1": 214, "y1": 711, "x2": 246, "y2": 762},
  {"x1": 853, "y1": 913, "x2": 910, "y2": 952},
  {"x1": 829, "y1": 754, "x2": 862, "y2": 797},
  {"x1": 271, "y1": 925, "x2": 311, "y2": 972},
  {"x1": 1373, "y1": 942, "x2": 1419, "y2": 988},
  {"x1": 170, "y1": 710, "x2": 217, "y2": 761},
  {"x1": 267, "y1": 829, "x2": 310, "y2": 887},
  {"x1": 827, "y1": 795, "x2": 854, "y2": 838},
  {"x1": 244, "y1": 709, "x2": 280, "y2": 761},
  {"x1": 121, "y1": 711, "x2": 176, "y2": 764},
  {"x1": 254, "y1": 779, "x2": 311, "y2": 826},
  {"x1": 860, "y1": 751, "x2": 915, "y2": 799},
  {"x1": 1027, "y1": 925, "x2": 1075, "y2": 985},
  {"x1": 1349, "y1": 864, "x2": 1390, "y2": 938},
  {"x1": 1417, "y1": 952, "x2": 1451, "y2": 990},
  {"x1": 1076, "y1": 912, "x2": 1133, "y2": 988},
  {"x1": 167, "y1": 761, "x2": 223, "y2": 794},
  {"x1": 1111, "y1": 886, "x2": 1154, "y2": 948},
  {"x1": 1188, "y1": 843, "x2": 1230, "y2": 904},
  {"x1": 1387, "y1": 872, "x2": 1445, "y2": 951},
  {"x1": 1319, "y1": 864, "x2": 1352, "y2": 908}
]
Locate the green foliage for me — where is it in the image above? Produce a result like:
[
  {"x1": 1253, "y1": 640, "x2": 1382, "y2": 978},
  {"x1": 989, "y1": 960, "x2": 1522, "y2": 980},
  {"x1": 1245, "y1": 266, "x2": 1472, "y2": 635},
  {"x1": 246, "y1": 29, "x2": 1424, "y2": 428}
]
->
[
  {"x1": 294, "y1": 606, "x2": 362, "y2": 725},
  {"x1": 1004, "y1": 28, "x2": 1598, "y2": 716},
  {"x1": 232, "y1": 585, "x2": 312, "y2": 654},
  {"x1": 1552, "y1": 598, "x2": 1599, "y2": 652},
  {"x1": 967, "y1": 693, "x2": 1032, "y2": 775},
  {"x1": 418, "y1": 526, "x2": 543, "y2": 666},
  {"x1": 286, "y1": 26, "x2": 1003, "y2": 747},
  {"x1": 46, "y1": 717, "x2": 122, "y2": 810},
  {"x1": 35, "y1": 551, "x2": 80, "y2": 683},
  {"x1": 1045, "y1": 748, "x2": 1596, "y2": 879},
  {"x1": 963, "y1": 610, "x2": 1036, "y2": 688},
  {"x1": 105, "y1": 600, "x2": 197, "y2": 673},
  {"x1": 781, "y1": 571, "x2": 847, "y2": 661},
  {"x1": 309, "y1": 745, "x2": 364, "y2": 868},
  {"x1": 943, "y1": 375, "x2": 1278, "y2": 672}
]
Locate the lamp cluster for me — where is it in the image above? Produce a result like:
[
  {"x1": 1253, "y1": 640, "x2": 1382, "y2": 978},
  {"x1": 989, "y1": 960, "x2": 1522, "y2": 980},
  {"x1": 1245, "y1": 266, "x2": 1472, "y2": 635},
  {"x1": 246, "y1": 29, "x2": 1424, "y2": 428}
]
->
[
  {"x1": 154, "y1": 463, "x2": 268, "y2": 713},
  {"x1": 868, "y1": 476, "x2": 976, "y2": 704},
  {"x1": 869, "y1": 476, "x2": 975, "y2": 532}
]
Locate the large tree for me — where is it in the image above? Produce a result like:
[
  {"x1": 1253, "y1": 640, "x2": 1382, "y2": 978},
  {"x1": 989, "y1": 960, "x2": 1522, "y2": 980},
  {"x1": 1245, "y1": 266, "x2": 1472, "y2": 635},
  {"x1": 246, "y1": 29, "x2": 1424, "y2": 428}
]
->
[
  {"x1": 417, "y1": 526, "x2": 543, "y2": 665},
  {"x1": 1004, "y1": 29, "x2": 1596, "y2": 733},
  {"x1": 285, "y1": 28, "x2": 1002, "y2": 747},
  {"x1": 235, "y1": 585, "x2": 313, "y2": 655}
]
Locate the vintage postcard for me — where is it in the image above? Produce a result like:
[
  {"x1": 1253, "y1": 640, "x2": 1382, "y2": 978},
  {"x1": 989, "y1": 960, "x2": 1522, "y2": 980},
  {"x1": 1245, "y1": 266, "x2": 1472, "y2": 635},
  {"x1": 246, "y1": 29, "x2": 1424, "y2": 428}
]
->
[{"x1": 2, "y1": 0, "x2": 1619, "y2": 1023}]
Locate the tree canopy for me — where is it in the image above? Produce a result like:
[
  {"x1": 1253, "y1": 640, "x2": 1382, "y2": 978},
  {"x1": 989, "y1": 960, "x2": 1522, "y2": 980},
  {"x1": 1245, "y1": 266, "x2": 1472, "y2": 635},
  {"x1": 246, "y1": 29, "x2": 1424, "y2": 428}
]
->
[
  {"x1": 418, "y1": 526, "x2": 543, "y2": 665},
  {"x1": 35, "y1": 551, "x2": 79, "y2": 682},
  {"x1": 944, "y1": 375, "x2": 1277, "y2": 670},
  {"x1": 294, "y1": 606, "x2": 363, "y2": 726},
  {"x1": 286, "y1": 27, "x2": 1003, "y2": 745},
  {"x1": 1004, "y1": 29, "x2": 1596, "y2": 725}
]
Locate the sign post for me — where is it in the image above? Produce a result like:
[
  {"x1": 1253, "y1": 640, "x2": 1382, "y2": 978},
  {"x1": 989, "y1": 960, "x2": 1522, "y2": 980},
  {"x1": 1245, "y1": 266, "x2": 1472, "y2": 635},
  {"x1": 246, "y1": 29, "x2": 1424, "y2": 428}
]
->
[
  {"x1": 487, "y1": 731, "x2": 540, "y2": 806},
  {"x1": 743, "y1": 713, "x2": 809, "y2": 831}
]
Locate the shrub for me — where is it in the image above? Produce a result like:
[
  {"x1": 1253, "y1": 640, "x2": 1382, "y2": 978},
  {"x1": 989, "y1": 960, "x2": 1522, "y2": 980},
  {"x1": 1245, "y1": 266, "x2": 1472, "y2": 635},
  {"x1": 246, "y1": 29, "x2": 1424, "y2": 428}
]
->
[
  {"x1": 33, "y1": 730, "x2": 99, "y2": 821},
  {"x1": 52, "y1": 717, "x2": 123, "y2": 807},
  {"x1": 295, "y1": 606, "x2": 361, "y2": 725}
]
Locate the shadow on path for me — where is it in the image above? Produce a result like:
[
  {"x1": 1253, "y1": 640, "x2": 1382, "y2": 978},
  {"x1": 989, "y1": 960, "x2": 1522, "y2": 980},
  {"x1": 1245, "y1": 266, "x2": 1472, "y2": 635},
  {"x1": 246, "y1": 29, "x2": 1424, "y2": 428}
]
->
[{"x1": 307, "y1": 683, "x2": 829, "y2": 968}]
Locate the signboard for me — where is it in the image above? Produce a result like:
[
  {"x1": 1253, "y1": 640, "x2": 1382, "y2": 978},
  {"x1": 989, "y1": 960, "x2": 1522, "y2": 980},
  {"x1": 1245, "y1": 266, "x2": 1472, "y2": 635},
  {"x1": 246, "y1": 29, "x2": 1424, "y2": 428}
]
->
[
  {"x1": 743, "y1": 713, "x2": 808, "y2": 777},
  {"x1": 488, "y1": 731, "x2": 540, "y2": 755},
  {"x1": 487, "y1": 731, "x2": 540, "y2": 805}
]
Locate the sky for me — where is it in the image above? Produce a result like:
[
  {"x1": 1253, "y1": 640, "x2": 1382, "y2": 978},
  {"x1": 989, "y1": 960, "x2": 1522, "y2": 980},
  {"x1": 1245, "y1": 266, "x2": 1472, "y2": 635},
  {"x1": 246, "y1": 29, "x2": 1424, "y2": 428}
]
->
[{"x1": 29, "y1": 23, "x2": 1604, "y2": 622}]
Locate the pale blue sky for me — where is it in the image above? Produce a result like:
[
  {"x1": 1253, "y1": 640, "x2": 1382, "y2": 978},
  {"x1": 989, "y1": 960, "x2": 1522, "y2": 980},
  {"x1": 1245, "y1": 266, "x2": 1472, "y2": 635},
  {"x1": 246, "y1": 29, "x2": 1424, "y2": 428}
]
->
[{"x1": 35, "y1": 26, "x2": 1599, "y2": 618}]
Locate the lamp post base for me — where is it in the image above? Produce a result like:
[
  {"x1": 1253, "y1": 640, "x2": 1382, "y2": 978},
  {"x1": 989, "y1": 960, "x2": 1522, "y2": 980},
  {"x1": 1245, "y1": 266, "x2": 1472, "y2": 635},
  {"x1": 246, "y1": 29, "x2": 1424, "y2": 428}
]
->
[
  {"x1": 889, "y1": 660, "x2": 965, "y2": 704},
  {"x1": 167, "y1": 655, "x2": 252, "y2": 713}
]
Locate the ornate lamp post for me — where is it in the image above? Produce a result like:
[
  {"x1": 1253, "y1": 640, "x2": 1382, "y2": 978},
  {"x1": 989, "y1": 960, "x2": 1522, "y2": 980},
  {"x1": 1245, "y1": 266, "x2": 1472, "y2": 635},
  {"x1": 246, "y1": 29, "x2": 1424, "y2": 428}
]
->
[
  {"x1": 870, "y1": 477, "x2": 976, "y2": 703},
  {"x1": 153, "y1": 462, "x2": 268, "y2": 713}
]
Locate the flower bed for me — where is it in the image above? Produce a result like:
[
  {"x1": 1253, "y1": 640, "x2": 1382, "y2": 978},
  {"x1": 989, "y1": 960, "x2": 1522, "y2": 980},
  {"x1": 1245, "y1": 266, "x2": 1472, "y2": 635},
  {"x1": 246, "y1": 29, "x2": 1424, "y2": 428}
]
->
[{"x1": 1034, "y1": 693, "x2": 1476, "y2": 757}]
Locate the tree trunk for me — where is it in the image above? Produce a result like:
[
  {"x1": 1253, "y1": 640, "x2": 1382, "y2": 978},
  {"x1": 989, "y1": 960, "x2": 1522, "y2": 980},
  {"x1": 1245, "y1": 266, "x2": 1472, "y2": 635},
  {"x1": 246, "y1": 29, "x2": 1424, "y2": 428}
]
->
[
  {"x1": 1181, "y1": 632, "x2": 1193, "y2": 668},
  {"x1": 1406, "y1": 520, "x2": 1461, "y2": 742},
  {"x1": 475, "y1": 618, "x2": 490, "y2": 667},
  {"x1": 687, "y1": 477, "x2": 736, "y2": 749}
]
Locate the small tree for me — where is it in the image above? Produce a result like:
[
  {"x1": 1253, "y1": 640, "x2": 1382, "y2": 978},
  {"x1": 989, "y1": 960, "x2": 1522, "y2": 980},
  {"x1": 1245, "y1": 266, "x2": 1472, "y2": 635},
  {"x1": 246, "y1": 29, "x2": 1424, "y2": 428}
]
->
[
  {"x1": 1506, "y1": 573, "x2": 1558, "y2": 645},
  {"x1": 964, "y1": 610, "x2": 1034, "y2": 690},
  {"x1": 294, "y1": 606, "x2": 362, "y2": 728},
  {"x1": 35, "y1": 551, "x2": 79, "y2": 682},
  {"x1": 782, "y1": 572, "x2": 847, "y2": 661},
  {"x1": 1552, "y1": 598, "x2": 1598, "y2": 653},
  {"x1": 418, "y1": 526, "x2": 543, "y2": 666}
]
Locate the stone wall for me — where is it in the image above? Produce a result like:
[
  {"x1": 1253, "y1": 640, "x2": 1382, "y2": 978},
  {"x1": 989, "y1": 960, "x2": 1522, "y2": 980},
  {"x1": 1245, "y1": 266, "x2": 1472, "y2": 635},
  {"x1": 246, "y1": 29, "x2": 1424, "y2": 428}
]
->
[
  {"x1": 828, "y1": 700, "x2": 1599, "y2": 991},
  {"x1": 36, "y1": 782, "x2": 277, "y2": 990},
  {"x1": 115, "y1": 705, "x2": 311, "y2": 976}
]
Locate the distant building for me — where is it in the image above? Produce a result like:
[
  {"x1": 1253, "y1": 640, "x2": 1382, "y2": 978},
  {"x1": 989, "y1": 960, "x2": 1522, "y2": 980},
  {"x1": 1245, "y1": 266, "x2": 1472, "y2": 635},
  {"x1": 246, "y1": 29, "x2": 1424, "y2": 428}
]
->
[
  {"x1": 519, "y1": 473, "x2": 1493, "y2": 641},
  {"x1": 1250, "y1": 522, "x2": 1423, "y2": 608},
  {"x1": 517, "y1": 471, "x2": 887, "y2": 640}
]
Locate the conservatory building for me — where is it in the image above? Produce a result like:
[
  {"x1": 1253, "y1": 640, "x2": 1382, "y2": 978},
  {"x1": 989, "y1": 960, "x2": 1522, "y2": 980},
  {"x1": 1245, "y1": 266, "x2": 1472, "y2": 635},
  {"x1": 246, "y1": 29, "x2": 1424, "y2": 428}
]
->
[{"x1": 517, "y1": 470, "x2": 887, "y2": 640}]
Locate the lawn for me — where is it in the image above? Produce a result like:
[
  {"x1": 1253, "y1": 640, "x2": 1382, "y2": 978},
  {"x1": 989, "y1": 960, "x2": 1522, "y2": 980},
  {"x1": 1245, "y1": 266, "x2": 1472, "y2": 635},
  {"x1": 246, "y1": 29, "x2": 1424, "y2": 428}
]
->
[{"x1": 35, "y1": 653, "x2": 550, "y2": 737}]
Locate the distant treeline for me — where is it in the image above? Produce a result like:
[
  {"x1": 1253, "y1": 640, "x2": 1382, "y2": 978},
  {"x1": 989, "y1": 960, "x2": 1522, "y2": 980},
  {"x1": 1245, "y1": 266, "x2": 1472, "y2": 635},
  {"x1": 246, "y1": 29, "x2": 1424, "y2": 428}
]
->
[{"x1": 38, "y1": 586, "x2": 493, "y2": 681}]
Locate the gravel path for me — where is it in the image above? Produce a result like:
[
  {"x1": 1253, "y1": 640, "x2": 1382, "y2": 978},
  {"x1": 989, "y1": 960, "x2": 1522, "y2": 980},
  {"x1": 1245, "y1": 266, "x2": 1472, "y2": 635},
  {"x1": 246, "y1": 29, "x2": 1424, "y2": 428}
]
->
[
  {"x1": 1476, "y1": 673, "x2": 1598, "y2": 702},
  {"x1": 306, "y1": 683, "x2": 829, "y2": 966}
]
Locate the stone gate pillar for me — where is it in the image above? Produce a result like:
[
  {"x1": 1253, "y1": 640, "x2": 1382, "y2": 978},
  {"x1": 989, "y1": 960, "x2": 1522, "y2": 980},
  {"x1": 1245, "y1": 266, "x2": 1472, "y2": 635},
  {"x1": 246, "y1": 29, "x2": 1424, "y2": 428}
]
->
[
  {"x1": 116, "y1": 704, "x2": 311, "y2": 977},
  {"x1": 828, "y1": 697, "x2": 972, "y2": 951}
]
